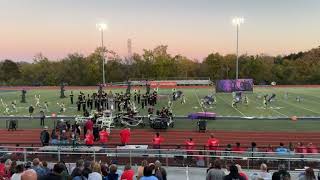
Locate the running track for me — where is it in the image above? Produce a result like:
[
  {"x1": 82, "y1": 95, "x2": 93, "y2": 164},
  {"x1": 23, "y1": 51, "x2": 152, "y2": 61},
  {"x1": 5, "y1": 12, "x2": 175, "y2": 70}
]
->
[{"x1": 1, "y1": 129, "x2": 320, "y2": 148}]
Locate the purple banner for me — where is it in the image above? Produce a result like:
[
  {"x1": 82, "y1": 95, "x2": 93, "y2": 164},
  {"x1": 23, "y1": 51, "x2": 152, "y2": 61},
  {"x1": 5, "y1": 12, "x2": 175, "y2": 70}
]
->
[{"x1": 216, "y1": 79, "x2": 253, "y2": 93}]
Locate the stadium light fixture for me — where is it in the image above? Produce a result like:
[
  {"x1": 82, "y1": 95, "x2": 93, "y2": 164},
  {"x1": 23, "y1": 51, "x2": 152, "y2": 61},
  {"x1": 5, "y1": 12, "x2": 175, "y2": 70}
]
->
[
  {"x1": 96, "y1": 23, "x2": 108, "y2": 85},
  {"x1": 232, "y1": 17, "x2": 244, "y2": 80}
]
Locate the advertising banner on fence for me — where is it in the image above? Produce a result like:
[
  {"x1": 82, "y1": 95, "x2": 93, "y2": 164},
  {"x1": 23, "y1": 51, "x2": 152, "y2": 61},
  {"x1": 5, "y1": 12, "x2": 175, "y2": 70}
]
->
[
  {"x1": 216, "y1": 79, "x2": 253, "y2": 92},
  {"x1": 149, "y1": 81, "x2": 177, "y2": 87}
]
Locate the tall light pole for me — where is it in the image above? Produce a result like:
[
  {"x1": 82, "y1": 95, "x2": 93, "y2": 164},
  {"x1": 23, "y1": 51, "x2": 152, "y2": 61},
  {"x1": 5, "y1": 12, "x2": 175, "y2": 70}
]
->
[
  {"x1": 232, "y1": 17, "x2": 244, "y2": 79},
  {"x1": 96, "y1": 23, "x2": 107, "y2": 84}
]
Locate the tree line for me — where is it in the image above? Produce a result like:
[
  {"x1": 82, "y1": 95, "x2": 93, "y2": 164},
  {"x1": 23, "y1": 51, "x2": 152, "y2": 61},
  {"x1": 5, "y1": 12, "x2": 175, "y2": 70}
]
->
[{"x1": 1, "y1": 45, "x2": 320, "y2": 86}]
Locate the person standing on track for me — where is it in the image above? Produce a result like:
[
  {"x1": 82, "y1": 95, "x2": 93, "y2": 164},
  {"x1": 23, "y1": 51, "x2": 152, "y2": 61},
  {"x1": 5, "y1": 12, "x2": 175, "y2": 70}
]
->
[
  {"x1": 152, "y1": 132, "x2": 164, "y2": 149},
  {"x1": 40, "y1": 126, "x2": 50, "y2": 146},
  {"x1": 206, "y1": 134, "x2": 220, "y2": 159},
  {"x1": 85, "y1": 130, "x2": 94, "y2": 146},
  {"x1": 99, "y1": 127, "x2": 109, "y2": 145},
  {"x1": 120, "y1": 127, "x2": 131, "y2": 146},
  {"x1": 185, "y1": 138, "x2": 195, "y2": 165}
]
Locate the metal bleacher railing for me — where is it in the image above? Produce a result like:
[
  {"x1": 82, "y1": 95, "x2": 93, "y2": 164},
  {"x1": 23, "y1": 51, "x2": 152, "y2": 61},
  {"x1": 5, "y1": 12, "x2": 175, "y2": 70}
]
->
[{"x1": 1, "y1": 145, "x2": 320, "y2": 171}]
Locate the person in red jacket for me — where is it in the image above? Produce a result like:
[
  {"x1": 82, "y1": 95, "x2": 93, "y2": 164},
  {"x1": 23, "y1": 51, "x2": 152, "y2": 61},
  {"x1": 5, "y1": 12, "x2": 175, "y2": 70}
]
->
[
  {"x1": 120, "y1": 164, "x2": 135, "y2": 180},
  {"x1": 307, "y1": 143, "x2": 318, "y2": 154},
  {"x1": 206, "y1": 134, "x2": 219, "y2": 151},
  {"x1": 185, "y1": 138, "x2": 195, "y2": 153},
  {"x1": 99, "y1": 127, "x2": 109, "y2": 144},
  {"x1": 152, "y1": 132, "x2": 163, "y2": 149},
  {"x1": 232, "y1": 142, "x2": 245, "y2": 153},
  {"x1": 85, "y1": 130, "x2": 94, "y2": 146},
  {"x1": 84, "y1": 119, "x2": 93, "y2": 138},
  {"x1": 120, "y1": 127, "x2": 131, "y2": 145},
  {"x1": 296, "y1": 142, "x2": 308, "y2": 154},
  {"x1": 185, "y1": 138, "x2": 195, "y2": 165}
]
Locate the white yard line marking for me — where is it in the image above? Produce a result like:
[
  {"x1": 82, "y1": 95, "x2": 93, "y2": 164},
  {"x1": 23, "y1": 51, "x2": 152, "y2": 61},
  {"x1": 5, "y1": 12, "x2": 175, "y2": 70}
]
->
[
  {"x1": 193, "y1": 90, "x2": 204, "y2": 112},
  {"x1": 216, "y1": 95, "x2": 246, "y2": 117}
]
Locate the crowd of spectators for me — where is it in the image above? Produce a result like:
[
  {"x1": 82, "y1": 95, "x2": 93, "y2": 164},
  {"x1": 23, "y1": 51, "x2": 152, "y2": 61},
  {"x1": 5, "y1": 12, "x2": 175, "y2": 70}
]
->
[
  {"x1": 0, "y1": 157, "x2": 167, "y2": 180},
  {"x1": 206, "y1": 160, "x2": 319, "y2": 180}
]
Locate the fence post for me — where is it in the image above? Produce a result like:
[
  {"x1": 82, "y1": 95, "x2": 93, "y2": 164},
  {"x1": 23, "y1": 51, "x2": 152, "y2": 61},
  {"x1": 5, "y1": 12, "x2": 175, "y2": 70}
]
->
[
  {"x1": 247, "y1": 158, "x2": 250, "y2": 170},
  {"x1": 129, "y1": 149, "x2": 132, "y2": 166},
  {"x1": 93, "y1": 150, "x2": 96, "y2": 162},
  {"x1": 58, "y1": 149, "x2": 61, "y2": 162},
  {"x1": 24, "y1": 148, "x2": 27, "y2": 163},
  {"x1": 288, "y1": 158, "x2": 291, "y2": 171},
  {"x1": 166, "y1": 152, "x2": 168, "y2": 167}
]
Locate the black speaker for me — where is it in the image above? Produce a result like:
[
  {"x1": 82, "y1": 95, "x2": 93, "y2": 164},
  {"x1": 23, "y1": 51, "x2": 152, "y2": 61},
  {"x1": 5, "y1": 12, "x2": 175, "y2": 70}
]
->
[{"x1": 198, "y1": 120, "x2": 207, "y2": 132}]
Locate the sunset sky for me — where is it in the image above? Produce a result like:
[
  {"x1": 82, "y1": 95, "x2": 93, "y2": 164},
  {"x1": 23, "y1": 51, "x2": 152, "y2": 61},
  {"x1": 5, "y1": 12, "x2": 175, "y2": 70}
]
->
[{"x1": 0, "y1": 0, "x2": 320, "y2": 61}]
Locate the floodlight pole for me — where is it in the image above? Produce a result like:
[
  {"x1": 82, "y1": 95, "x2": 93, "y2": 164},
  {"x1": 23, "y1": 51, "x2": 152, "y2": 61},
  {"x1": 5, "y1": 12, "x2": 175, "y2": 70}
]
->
[
  {"x1": 101, "y1": 30, "x2": 106, "y2": 85},
  {"x1": 236, "y1": 24, "x2": 239, "y2": 80}
]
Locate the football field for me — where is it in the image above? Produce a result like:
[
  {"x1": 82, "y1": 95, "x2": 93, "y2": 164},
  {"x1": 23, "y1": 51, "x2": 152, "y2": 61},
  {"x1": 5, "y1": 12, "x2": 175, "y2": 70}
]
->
[{"x1": 0, "y1": 86, "x2": 320, "y2": 131}]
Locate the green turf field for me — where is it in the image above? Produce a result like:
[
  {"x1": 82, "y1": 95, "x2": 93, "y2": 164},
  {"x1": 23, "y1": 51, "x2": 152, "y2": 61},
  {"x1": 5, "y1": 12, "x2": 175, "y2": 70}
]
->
[
  {"x1": 1, "y1": 87, "x2": 320, "y2": 131},
  {"x1": 1, "y1": 87, "x2": 320, "y2": 117}
]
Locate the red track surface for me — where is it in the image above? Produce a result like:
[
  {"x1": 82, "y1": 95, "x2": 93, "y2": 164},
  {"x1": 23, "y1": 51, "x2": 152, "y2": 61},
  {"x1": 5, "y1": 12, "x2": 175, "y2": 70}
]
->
[{"x1": 1, "y1": 129, "x2": 320, "y2": 148}]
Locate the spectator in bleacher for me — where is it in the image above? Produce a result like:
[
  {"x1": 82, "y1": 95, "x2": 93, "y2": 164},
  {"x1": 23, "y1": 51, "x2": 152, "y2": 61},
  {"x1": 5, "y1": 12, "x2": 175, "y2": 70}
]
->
[
  {"x1": 137, "y1": 160, "x2": 148, "y2": 180},
  {"x1": 59, "y1": 161, "x2": 71, "y2": 180},
  {"x1": 155, "y1": 160, "x2": 167, "y2": 180},
  {"x1": 57, "y1": 119, "x2": 67, "y2": 133},
  {"x1": 275, "y1": 143, "x2": 289, "y2": 155},
  {"x1": 11, "y1": 164, "x2": 24, "y2": 180},
  {"x1": 250, "y1": 163, "x2": 272, "y2": 180},
  {"x1": 120, "y1": 128, "x2": 131, "y2": 146},
  {"x1": 196, "y1": 151, "x2": 205, "y2": 167},
  {"x1": 121, "y1": 164, "x2": 135, "y2": 180},
  {"x1": 223, "y1": 165, "x2": 245, "y2": 180},
  {"x1": 101, "y1": 164, "x2": 109, "y2": 179},
  {"x1": 139, "y1": 165, "x2": 157, "y2": 180},
  {"x1": 152, "y1": 132, "x2": 163, "y2": 149},
  {"x1": 31, "y1": 158, "x2": 46, "y2": 177},
  {"x1": 106, "y1": 164, "x2": 119, "y2": 180},
  {"x1": 39, "y1": 162, "x2": 65, "y2": 180},
  {"x1": 272, "y1": 164, "x2": 291, "y2": 180},
  {"x1": 307, "y1": 143, "x2": 318, "y2": 154},
  {"x1": 71, "y1": 159, "x2": 84, "y2": 178},
  {"x1": 21, "y1": 169, "x2": 37, "y2": 180},
  {"x1": 235, "y1": 164, "x2": 248, "y2": 180},
  {"x1": 88, "y1": 162, "x2": 102, "y2": 180},
  {"x1": 298, "y1": 167, "x2": 316, "y2": 180},
  {"x1": 60, "y1": 130, "x2": 68, "y2": 145},
  {"x1": 82, "y1": 161, "x2": 92, "y2": 179},
  {"x1": 296, "y1": 142, "x2": 308, "y2": 154},
  {"x1": 51, "y1": 128, "x2": 59, "y2": 145},
  {"x1": 42, "y1": 161, "x2": 50, "y2": 176},
  {"x1": 40, "y1": 126, "x2": 50, "y2": 146},
  {"x1": 9, "y1": 160, "x2": 17, "y2": 177},
  {"x1": 206, "y1": 159, "x2": 225, "y2": 180},
  {"x1": 232, "y1": 142, "x2": 245, "y2": 153}
]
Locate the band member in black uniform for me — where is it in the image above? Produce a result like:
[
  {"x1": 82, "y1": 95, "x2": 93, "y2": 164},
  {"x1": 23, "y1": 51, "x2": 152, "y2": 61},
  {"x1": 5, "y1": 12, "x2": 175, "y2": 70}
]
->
[
  {"x1": 137, "y1": 90, "x2": 141, "y2": 104},
  {"x1": 70, "y1": 91, "x2": 74, "y2": 104},
  {"x1": 76, "y1": 100, "x2": 81, "y2": 111}
]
